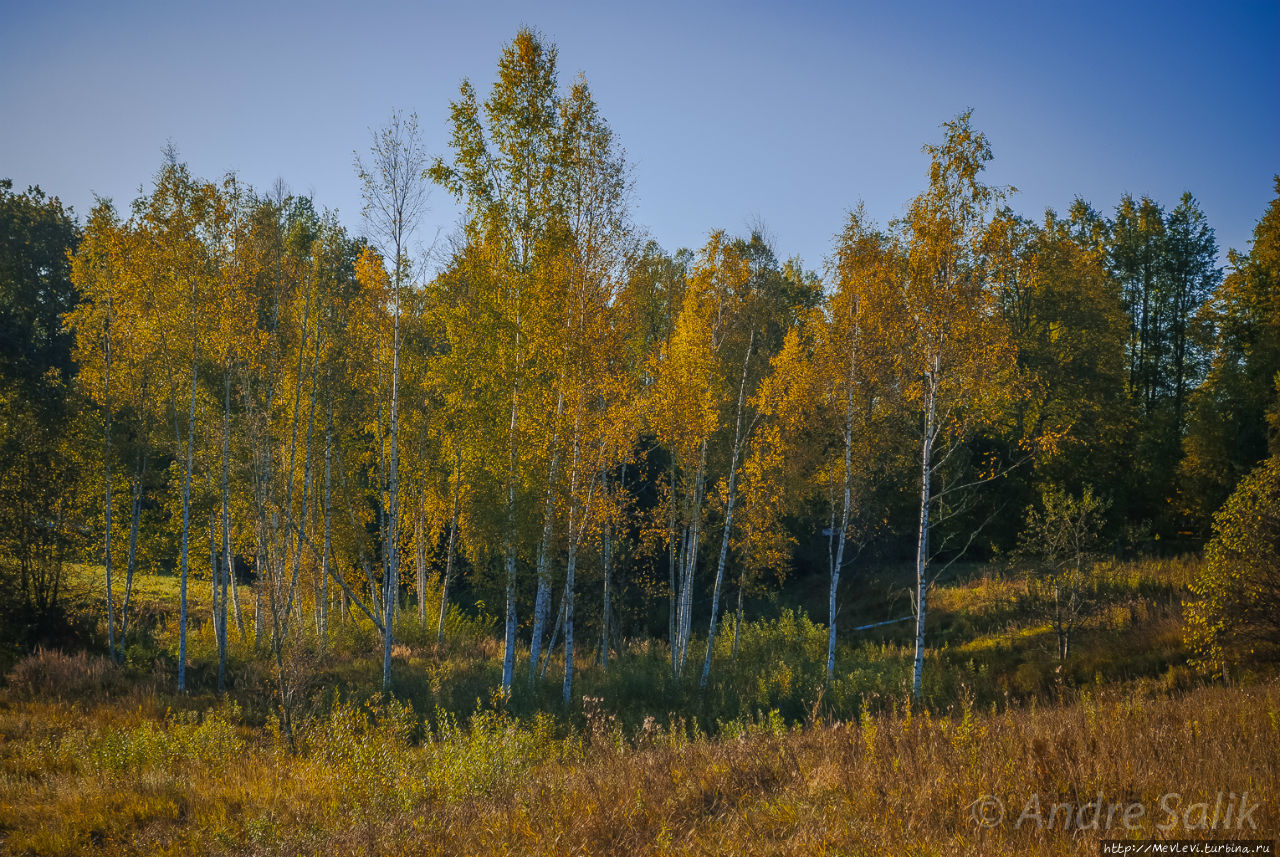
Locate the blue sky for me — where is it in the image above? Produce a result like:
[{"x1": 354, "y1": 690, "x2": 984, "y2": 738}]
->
[{"x1": 3, "y1": 1, "x2": 1276, "y2": 273}]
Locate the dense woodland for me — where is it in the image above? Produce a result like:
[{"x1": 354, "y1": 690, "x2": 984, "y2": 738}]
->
[{"x1": 2, "y1": 29, "x2": 1278, "y2": 719}]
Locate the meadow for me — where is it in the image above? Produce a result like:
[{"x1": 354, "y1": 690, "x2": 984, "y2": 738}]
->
[{"x1": 2, "y1": 556, "x2": 1275, "y2": 855}]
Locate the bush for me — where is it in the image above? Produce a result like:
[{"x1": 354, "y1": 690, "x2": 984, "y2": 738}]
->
[
  {"x1": 5, "y1": 646, "x2": 122, "y2": 699},
  {"x1": 705, "y1": 608, "x2": 834, "y2": 722},
  {"x1": 1185, "y1": 455, "x2": 1280, "y2": 675}
]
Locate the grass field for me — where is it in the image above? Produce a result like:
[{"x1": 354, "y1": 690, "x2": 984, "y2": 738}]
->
[{"x1": 0, "y1": 556, "x2": 1274, "y2": 855}]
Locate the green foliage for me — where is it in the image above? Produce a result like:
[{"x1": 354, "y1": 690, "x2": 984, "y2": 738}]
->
[
  {"x1": 1182, "y1": 177, "x2": 1280, "y2": 526},
  {"x1": 1104, "y1": 192, "x2": 1222, "y2": 536},
  {"x1": 9, "y1": 702, "x2": 246, "y2": 779},
  {"x1": 0, "y1": 178, "x2": 80, "y2": 392},
  {"x1": 1186, "y1": 455, "x2": 1280, "y2": 674},
  {"x1": 9, "y1": 30, "x2": 1280, "y2": 855},
  {"x1": 90, "y1": 705, "x2": 244, "y2": 773},
  {"x1": 0, "y1": 180, "x2": 88, "y2": 655},
  {"x1": 1019, "y1": 484, "x2": 1109, "y2": 571},
  {"x1": 983, "y1": 208, "x2": 1131, "y2": 548},
  {"x1": 293, "y1": 694, "x2": 559, "y2": 810},
  {"x1": 708, "y1": 609, "x2": 828, "y2": 718}
]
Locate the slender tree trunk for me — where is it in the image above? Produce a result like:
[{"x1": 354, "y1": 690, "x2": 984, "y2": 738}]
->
[
  {"x1": 562, "y1": 531, "x2": 577, "y2": 706},
  {"x1": 828, "y1": 379, "x2": 855, "y2": 680},
  {"x1": 675, "y1": 440, "x2": 707, "y2": 677},
  {"x1": 102, "y1": 329, "x2": 115, "y2": 662},
  {"x1": 561, "y1": 431, "x2": 589, "y2": 705},
  {"x1": 674, "y1": 525, "x2": 690, "y2": 674},
  {"x1": 529, "y1": 388, "x2": 565, "y2": 683},
  {"x1": 325, "y1": 557, "x2": 383, "y2": 629},
  {"x1": 383, "y1": 292, "x2": 401, "y2": 695},
  {"x1": 219, "y1": 526, "x2": 228, "y2": 684},
  {"x1": 228, "y1": 543, "x2": 244, "y2": 640},
  {"x1": 254, "y1": 568, "x2": 264, "y2": 646},
  {"x1": 319, "y1": 404, "x2": 333, "y2": 640},
  {"x1": 599, "y1": 472, "x2": 612, "y2": 669},
  {"x1": 415, "y1": 511, "x2": 426, "y2": 627},
  {"x1": 702, "y1": 333, "x2": 752, "y2": 687},
  {"x1": 211, "y1": 509, "x2": 226, "y2": 692},
  {"x1": 177, "y1": 347, "x2": 198, "y2": 693},
  {"x1": 210, "y1": 511, "x2": 218, "y2": 650},
  {"x1": 501, "y1": 386, "x2": 519, "y2": 693},
  {"x1": 221, "y1": 370, "x2": 244, "y2": 641},
  {"x1": 911, "y1": 376, "x2": 936, "y2": 701},
  {"x1": 120, "y1": 449, "x2": 144, "y2": 662},
  {"x1": 438, "y1": 453, "x2": 461, "y2": 645},
  {"x1": 540, "y1": 585, "x2": 566, "y2": 680},
  {"x1": 667, "y1": 465, "x2": 678, "y2": 678},
  {"x1": 285, "y1": 325, "x2": 322, "y2": 619},
  {"x1": 680, "y1": 525, "x2": 697, "y2": 675},
  {"x1": 267, "y1": 271, "x2": 315, "y2": 657}
]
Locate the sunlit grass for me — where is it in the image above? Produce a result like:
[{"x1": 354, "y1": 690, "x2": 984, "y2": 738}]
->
[
  {"x1": 5, "y1": 554, "x2": 1273, "y2": 854},
  {"x1": 1, "y1": 674, "x2": 1274, "y2": 855}
]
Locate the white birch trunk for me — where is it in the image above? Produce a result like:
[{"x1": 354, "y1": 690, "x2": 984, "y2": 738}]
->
[
  {"x1": 701, "y1": 333, "x2": 753, "y2": 687},
  {"x1": 599, "y1": 471, "x2": 612, "y2": 669},
  {"x1": 501, "y1": 388, "x2": 519, "y2": 693},
  {"x1": 676, "y1": 439, "x2": 707, "y2": 677},
  {"x1": 561, "y1": 432, "x2": 586, "y2": 705},
  {"x1": 667, "y1": 470, "x2": 679, "y2": 678},
  {"x1": 177, "y1": 347, "x2": 198, "y2": 693},
  {"x1": 415, "y1": 512, "x2": 426, "y2": 627},
  {"x1": 529, "y1": 387, "x2": 565, "y2": 682},
  {"x1": 438, "y1": 454, "x2": 461, "y2": 644},
  {"x1": 828, "y1": 366, "x2": 856, "y2": 680},
  {"x1": 911, "y1": 374, "x2": 936, "y2": 700},
  {"x1": 382, "y1": 282, "x2": 401, "y2": 695},
  {"x1": 211, "y1": 508, "x2": 226, "y2": 692},
  {"x1": 102, "y1": 327, "x2": 115, "y2": 661},
  {"x1": 219, "y1": 371, "x2": 234, "y2": 672},
  {"x1": 319, "y1": 405, "x2": 333, "y2": 640},
  {"x1": 562, "y1": 535, "x2": 577, "y2": 706}
]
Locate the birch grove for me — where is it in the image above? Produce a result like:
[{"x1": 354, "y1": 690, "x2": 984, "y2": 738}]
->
[{"x1": 55, "y1": 33, "x2": 1150, "y2": 710}]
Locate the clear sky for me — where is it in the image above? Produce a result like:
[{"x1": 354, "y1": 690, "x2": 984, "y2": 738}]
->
[{"x1": 3, "y1": 0, "x2": 1277, "y2": 274}]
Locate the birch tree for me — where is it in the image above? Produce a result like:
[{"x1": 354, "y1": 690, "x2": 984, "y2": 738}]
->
[
  {"x1": 430, "y1": 28, "x2": 634, "y2": 693},
  {"x1": 549, "y1": 75, "x2": 635, "y2": 702},
  {"x1": 648, "y1": 241, "x2": 725, "y2": 678},
  {"x1": 133, "y1": 156, "x2": 224, "y2": 692},
  {"x1": 357, "y1": 111, "x2": 431, "y2": 694},
  {"x1": 893, "y1": 112, "x2": 1020, "y2": 699},
  {"x1": 68, "y1": 201, "x2": 129, "y2": 662},
  {"x1": 812, "y1": 208, "x2": 902, "y2": 677}
]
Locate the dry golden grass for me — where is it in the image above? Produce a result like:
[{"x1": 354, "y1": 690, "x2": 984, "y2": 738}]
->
[
  {"x1": 5, "y1": 555, "x2": 1271, "y2": 854},
  {"x1": 1, "y1": 679, "x2": 1275, "y2": 855}
]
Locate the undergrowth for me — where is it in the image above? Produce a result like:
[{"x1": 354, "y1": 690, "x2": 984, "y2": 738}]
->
[{"x1": 2, "y1": 555, "x2": 1274, "y2": 854}]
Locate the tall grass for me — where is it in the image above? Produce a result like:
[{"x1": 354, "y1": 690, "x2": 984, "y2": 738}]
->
[
  {"x1": 4, "y1": 554, "x2": 1271, "y2": 853},
  {"x1": 1, "y1": 678, "x2": 1273, "y2": 855}
]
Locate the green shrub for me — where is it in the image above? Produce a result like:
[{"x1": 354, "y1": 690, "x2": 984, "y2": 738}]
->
[{"x1": 1186, "y1": 456, "x2": 1280, "y2": 675}]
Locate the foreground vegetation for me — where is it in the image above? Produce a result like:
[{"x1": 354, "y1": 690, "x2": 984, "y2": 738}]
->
[{"x1": 2, "y1": 555, "x2": 1275, "y2": 855}]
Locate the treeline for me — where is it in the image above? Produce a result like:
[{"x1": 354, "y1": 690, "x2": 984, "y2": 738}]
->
[{"x1": 2, "y1": 30, "x2": 1277, "y2": 704}]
